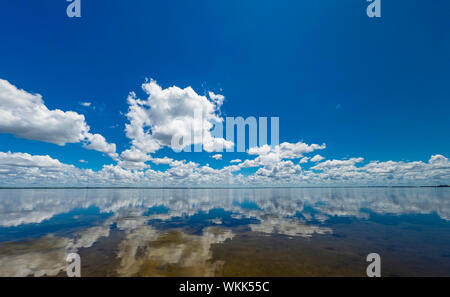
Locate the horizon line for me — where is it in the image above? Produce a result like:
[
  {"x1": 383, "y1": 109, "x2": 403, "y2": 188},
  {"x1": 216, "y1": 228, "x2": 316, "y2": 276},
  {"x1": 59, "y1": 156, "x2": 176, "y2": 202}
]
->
[{"x1": 0, "y1": 185, "x2": 448, "y2": 190}]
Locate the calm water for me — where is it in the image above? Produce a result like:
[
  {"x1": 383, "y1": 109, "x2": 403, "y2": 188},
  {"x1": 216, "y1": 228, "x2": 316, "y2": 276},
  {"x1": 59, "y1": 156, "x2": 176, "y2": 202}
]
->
[{"x1": 0, "y1": 188, "x2": 449, "y2": 277}]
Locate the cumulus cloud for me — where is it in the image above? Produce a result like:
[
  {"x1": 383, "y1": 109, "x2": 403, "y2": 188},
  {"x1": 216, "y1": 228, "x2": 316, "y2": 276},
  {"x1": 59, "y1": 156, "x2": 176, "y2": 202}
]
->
[
  {"x1": 151, "y1": 157, "x2": 173, "y2": 165},
  {"x1": 253, "y1": 160, "x2": 302, "y2": 181},
  {"x1": 0, "y1": 79, "x2": 117, "y2": 158},
  {"x1": 0, "y1": 79, "x2": 449, "y2": 187},
  {"x1": 235, "y1": 141, "x2": 326, "y2": 182},
  {"x1": 429, "y1": 154, "x2": 450, "y2": 168},
  {"x1": 208, "y1": 92, "x2": 224, "y2": 109},
  {"x1": 0, "y1": 151, "x2": 142, "y2": 186},
  {"x1": 0, "y1": 151, "x2": 66, "y2": 169},
  {"x1": 117, "y1": 160, "x2": 150, "y2": 171},
  {"x1": 83, "y1": 133, "x2": 117, "y2": 159},
  {"x1": 211, "y1": 154, "x2": 222, "y2": 160},
  {"x1": 123, "y1": 80, "x2": 233, "y2": 162},
  {"x1": 248, "y1": 144, "x2": 272, "y2": 156},
  {"x1": 299, "y1": 157, "x2": 309, "y2": 164},
  {"x1": 311, "y1": 158, "x2": 364, "y2": 170},
  {"x1": 120, "y1": 148, "x2": 151, "y2": 163},
  {"x1": 310, "y1": 154, "x2": 325, "y2": 162},
  {"x1": 278, "y1": 142, "x2": 326, "y2": 159},
  {"x1": 1, "y1": 149, "x2": 449, "y2": 187},
  {"x1": 248, "y1": 141, "x2": 326, "y2": 159}
]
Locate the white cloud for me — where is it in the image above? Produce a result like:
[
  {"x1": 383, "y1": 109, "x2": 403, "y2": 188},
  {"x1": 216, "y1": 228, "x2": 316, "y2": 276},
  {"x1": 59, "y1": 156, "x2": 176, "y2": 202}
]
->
[
  {"x1": 79, "y1": 102, "x2": 92, "y2": 107},
  {"x1": 0, "y1": 77, "x2": 449, "y2": 187},
  {"x1": 429, "y1": 154, "x2": 450, "y2": 168},
  {"x1": 278, "y1": 142, "x2": 326, "y2": 159},
  {"x1": 211, "y1": 154, "x2": 222, "y2": 160},
  {"x1": 299, "y1": 157, "x2": 309, "y2": 164},
  {"x1": 248, "y1": 141, "x2": 326, "y2": 160},
  {"x1": 0, "y1": 151, "x2": 68, "y2": 169},
  {"x1": 117, "y1": 160, "x2": 150, "y2": 171},
  {"x1": 1, "y1": 147, "x2": 449, "y2": 187},
  {"x1": 237, "y1": 141, "x2": 326, "y2": 180},
  {"x1": 311, "y1": 158, "x2": 364, "y2": 170},
  {"x1": 118, "y1": 148, "x2": 151, "y2": 171},
  {"x1": 120, "y1": 148, "x2": 151, "y2": 163},
  {"x1": 208, "y1": 92, "x2": 225, "y2": 109},
  {"x1": 310, "y1": 154, "x2": 325, "y2": 162},
  {"x1": 83, "y1": 133, "x2": 117, "y2": 159},
  {"x1": 254, "y1": 160, "x2": 302, "y2": 181},
  {"x1": 151, "y1": 157, "x2": 173, "y2": 165},
  {"x1": 0, "y1": 79, "x2": 117, "y2": 158},
  {"x1": 124, "y1": 80, "x2": 233, "y2": 161},
  {"x1": 248, "y1": 144, "x2": 272, "y2": 155}
]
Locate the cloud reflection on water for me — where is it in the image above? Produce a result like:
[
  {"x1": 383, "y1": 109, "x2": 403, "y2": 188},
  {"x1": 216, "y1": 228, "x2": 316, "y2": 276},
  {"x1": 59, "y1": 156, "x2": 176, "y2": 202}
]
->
[
  {"x1": 0, "y1": 188, "x2": 448, "y2": 276},
  {"x1": 0, "y1": 188, "x2": 448, "y2": 228}
]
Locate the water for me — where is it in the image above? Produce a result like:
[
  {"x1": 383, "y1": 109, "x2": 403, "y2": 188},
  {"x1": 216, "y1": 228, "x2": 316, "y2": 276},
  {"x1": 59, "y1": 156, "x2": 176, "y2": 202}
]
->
[{"x1": 0, "y1": 187, "x2": 449, "y2": 276}]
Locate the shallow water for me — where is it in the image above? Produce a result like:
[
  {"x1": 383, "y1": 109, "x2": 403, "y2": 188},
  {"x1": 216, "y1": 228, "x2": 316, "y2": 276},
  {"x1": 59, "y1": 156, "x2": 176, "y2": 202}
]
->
[{"x1": 0, "y1": 187, "x2": 449, "y2": 277}]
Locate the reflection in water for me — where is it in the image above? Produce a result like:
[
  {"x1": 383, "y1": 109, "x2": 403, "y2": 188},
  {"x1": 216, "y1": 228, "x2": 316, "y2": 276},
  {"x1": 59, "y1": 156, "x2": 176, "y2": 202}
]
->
[
  {"x1": 249, "y1": 218, "x2": 332, "y2": 237},
  {"x1": 117, "y1": 226, "x2": 233, "y2": 276},
  {"x1": 0, "y1": 225, "x2": 110, "y2": 277},
  {"x1": 0, "y1": 188, "x2": 449, "y2": 276}
]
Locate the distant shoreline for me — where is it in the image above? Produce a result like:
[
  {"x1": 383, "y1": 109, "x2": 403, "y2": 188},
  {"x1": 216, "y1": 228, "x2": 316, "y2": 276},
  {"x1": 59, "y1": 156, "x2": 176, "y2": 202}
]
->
[{"x1": 0, "y1": 185, "x2": 448, "y2": 190}]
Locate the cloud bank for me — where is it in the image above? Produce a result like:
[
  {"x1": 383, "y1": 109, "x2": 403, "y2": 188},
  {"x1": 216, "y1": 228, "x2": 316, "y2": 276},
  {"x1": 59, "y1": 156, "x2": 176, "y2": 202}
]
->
[
  {"x1": 0, "y1": 77, "x2": 449, "y2": 187},
  {"x1": 0, "y1": 150, "x2": 448, "y2": 187}
]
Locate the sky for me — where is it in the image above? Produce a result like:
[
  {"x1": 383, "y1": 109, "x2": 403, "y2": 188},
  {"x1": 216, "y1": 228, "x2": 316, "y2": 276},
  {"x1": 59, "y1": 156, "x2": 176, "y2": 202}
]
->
[{"x1": 0, "y1": 0, "x2": 449, "y2": 186}]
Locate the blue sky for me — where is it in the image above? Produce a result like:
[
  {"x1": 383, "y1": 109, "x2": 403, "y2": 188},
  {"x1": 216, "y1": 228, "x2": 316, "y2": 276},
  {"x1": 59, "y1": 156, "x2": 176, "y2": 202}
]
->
[{"x1": 0, "y1": 0, "x2": 449, "y2": 186}]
